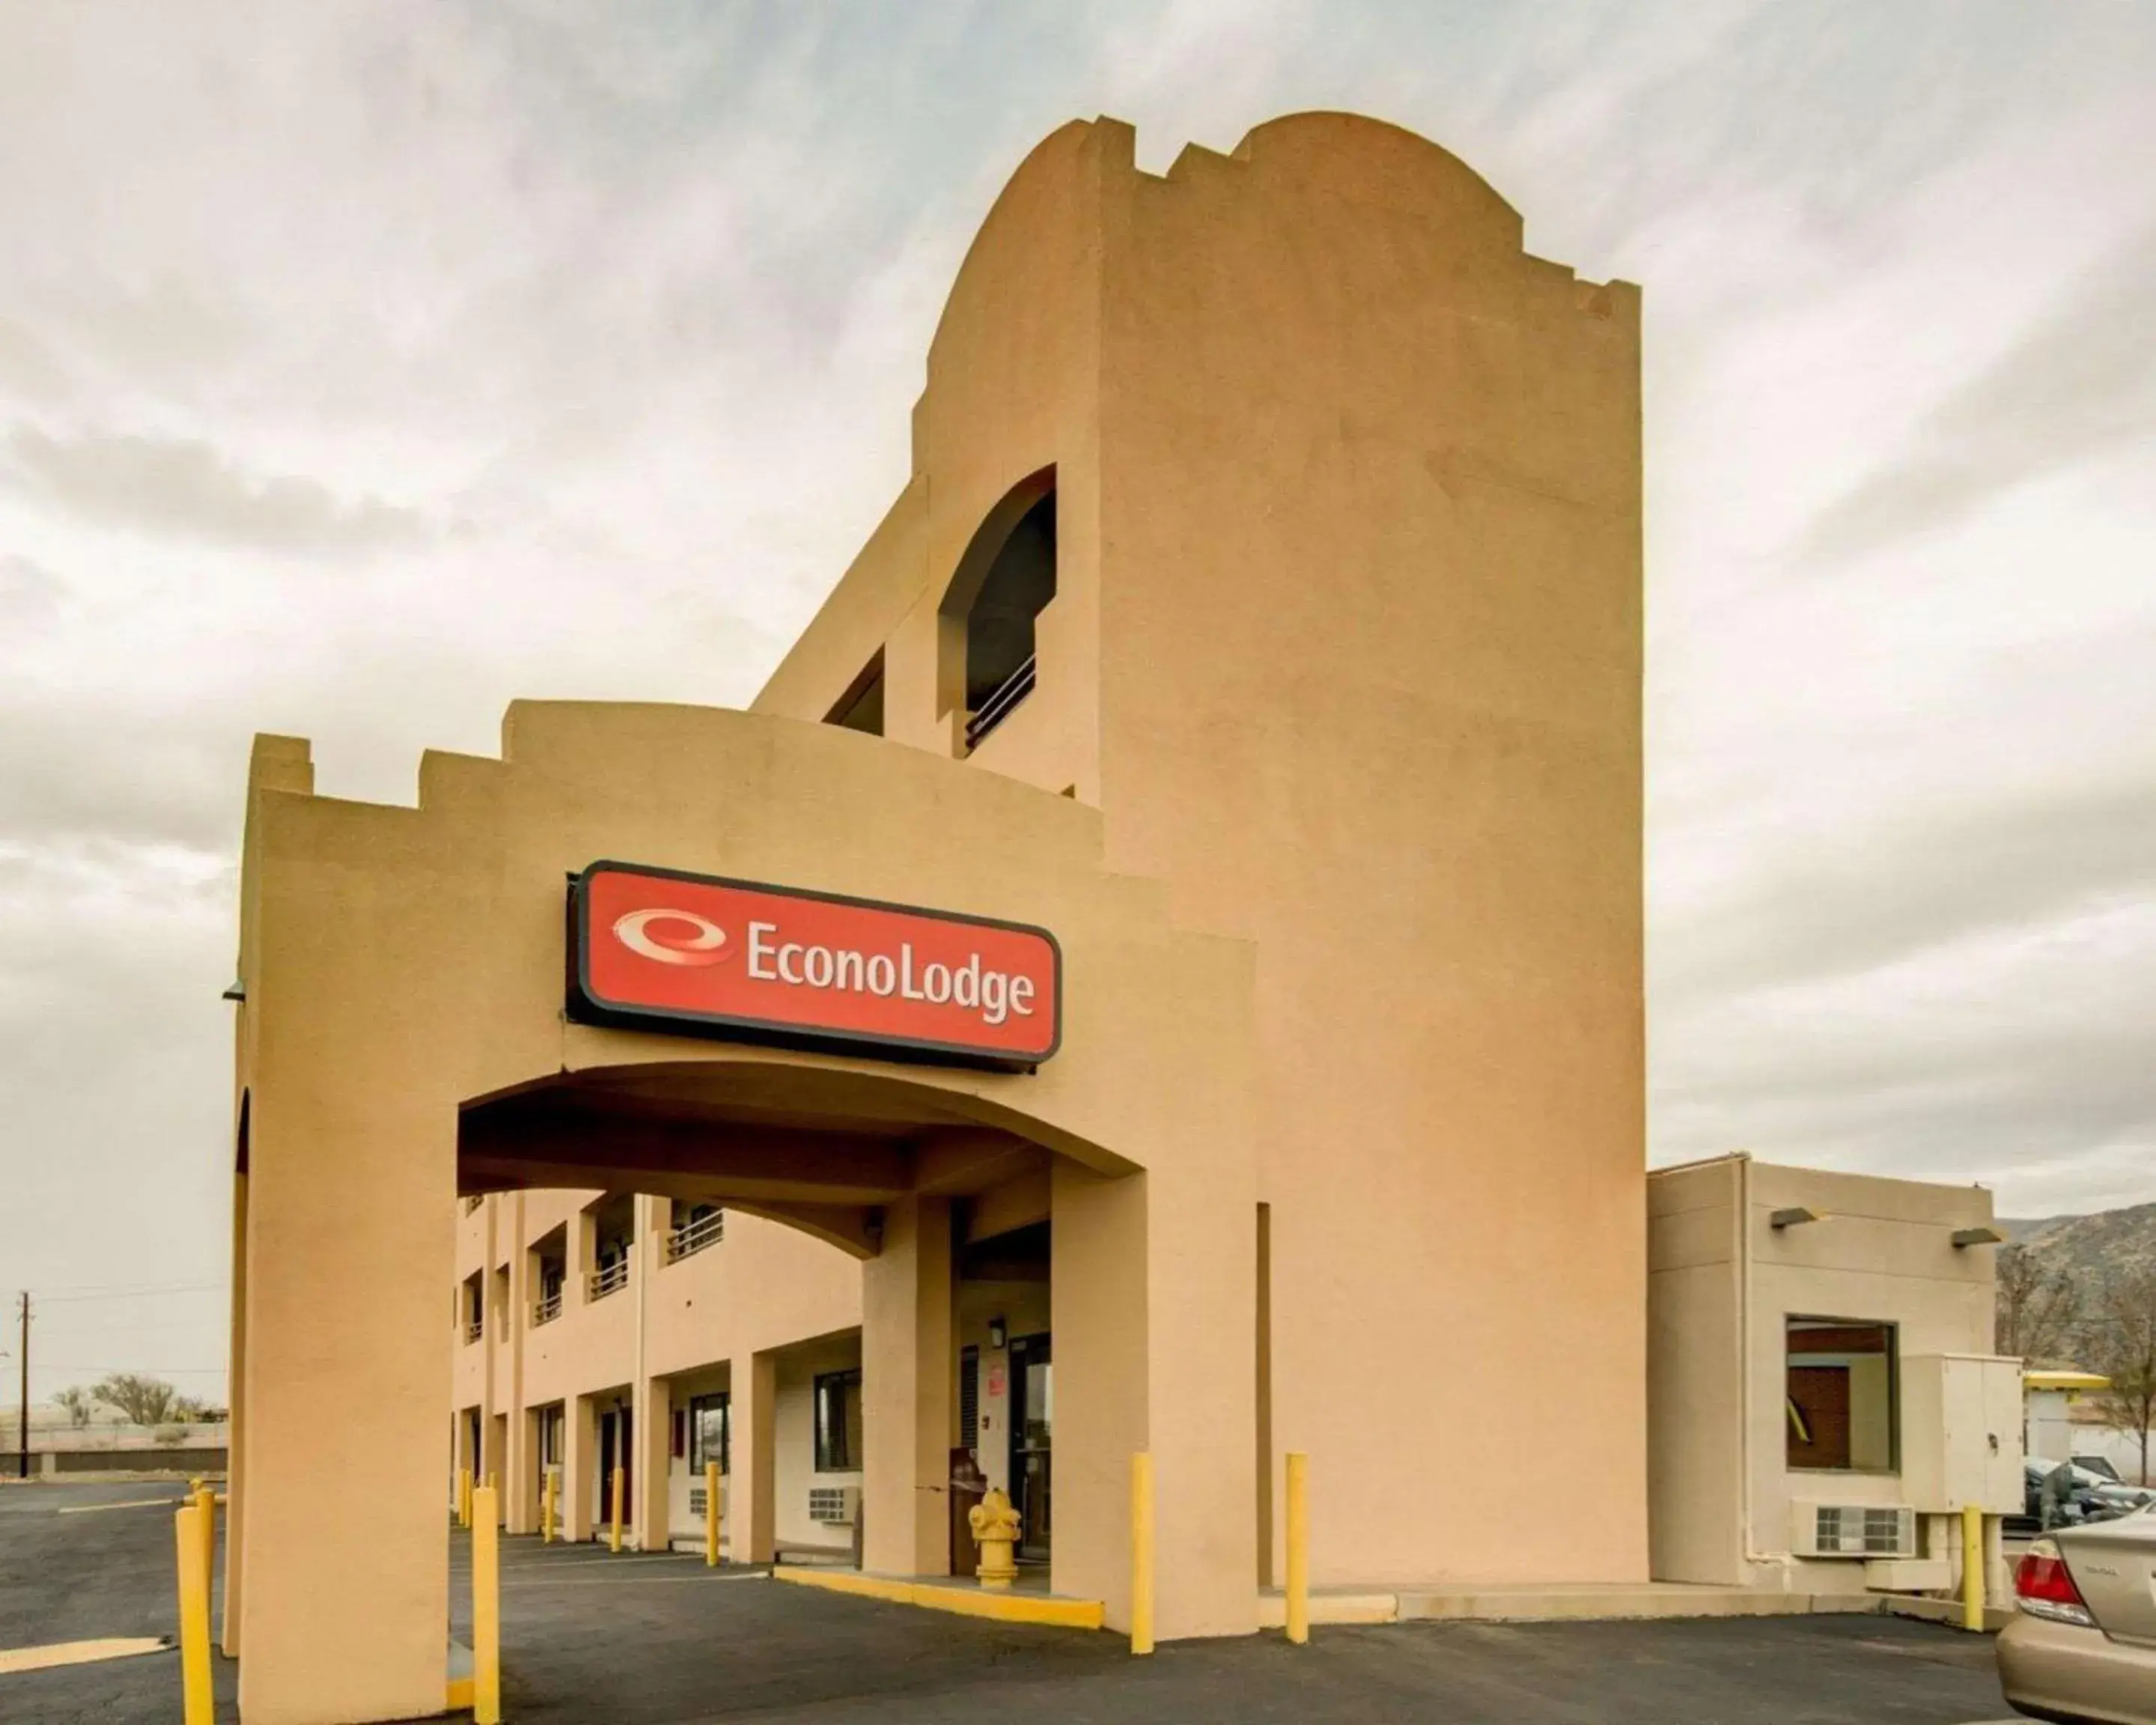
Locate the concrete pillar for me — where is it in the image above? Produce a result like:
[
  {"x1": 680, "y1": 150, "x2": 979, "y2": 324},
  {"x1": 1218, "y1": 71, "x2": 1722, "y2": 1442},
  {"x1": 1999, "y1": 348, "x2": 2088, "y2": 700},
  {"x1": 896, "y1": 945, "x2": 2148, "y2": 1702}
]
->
[
  {"x1": 509, "y1": 1408, "x2": 540, "y2": 1536},
  {"x1": 1052, "y1": 1161, "x2": 1147, "y2": 1625},
  {"x1": 488, "y1": 1414, "x2": 509, "y2": 1523},
  {"x1": 1051, "y1": 1158, "x2": 1258, "y2": 1640},
  {"x1": 221, "y1": 1162, "x2": 249, "y2": 1657},
  {"x1": 233, "y1": 1089, "x2": 454, "y2": 1725},
  {"x1": 477, "y1": 1404, "x2": 500, "y2": 1499},
  {"x1": 633, "y1": 1374, "x2": 671, "y2": 1551},
  {"x1": 502, "y1": 1199, "x2": 532, "y2": 1535},
  {"x1": 729, "y1": 1351, "x2": 777, "y2": 1563},
  {"x1": 564, "y1": 1394, "x2": 596, "y2": 1543},
  {"x1": 1144, "y1": 1164, "x2": 1257, "y2": 1639},
  {"x1": 862, "y1": 1195, "x2": 954, "y2": 1578}
]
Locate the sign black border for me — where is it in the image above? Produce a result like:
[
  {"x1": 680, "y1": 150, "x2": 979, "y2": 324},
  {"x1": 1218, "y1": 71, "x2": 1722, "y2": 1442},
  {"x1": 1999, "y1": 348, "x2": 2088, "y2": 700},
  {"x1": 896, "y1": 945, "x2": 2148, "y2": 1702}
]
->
[{"x1": 564, "y1": 860, "x2": 1062, "y2": 1074}]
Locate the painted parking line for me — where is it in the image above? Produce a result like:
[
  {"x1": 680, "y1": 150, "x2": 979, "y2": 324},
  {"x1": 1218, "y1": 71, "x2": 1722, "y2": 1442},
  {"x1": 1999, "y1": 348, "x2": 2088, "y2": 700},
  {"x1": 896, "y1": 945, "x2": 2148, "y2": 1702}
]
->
[
  {"x1": 505, "y1": 1572, "x2": 770, "y2": 1589},
  {"x1": 55, "y1": 1497, "x2": 186, "y2": 1515},
  {"x1": 0, "y1": 1636, "x2": 171, "y2": 1675}
]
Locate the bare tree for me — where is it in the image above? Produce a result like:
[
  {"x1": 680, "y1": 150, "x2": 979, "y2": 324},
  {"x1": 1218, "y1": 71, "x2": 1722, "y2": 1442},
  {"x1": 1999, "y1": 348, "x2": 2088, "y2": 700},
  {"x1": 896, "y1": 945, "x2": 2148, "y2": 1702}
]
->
[
  {"x1": 2085, "y1": 1265, "x2": 2156, "y2": 1486},
  {"x1": 53, "y1": 1385, "x2": 94, "y2": 1429},
  {"x1": 1996, "y1": 1244, "x2": 2082, "y2": 1361},
  {"x1": 90, "y1": 1372, "x2": 185, "y2": 1428}
]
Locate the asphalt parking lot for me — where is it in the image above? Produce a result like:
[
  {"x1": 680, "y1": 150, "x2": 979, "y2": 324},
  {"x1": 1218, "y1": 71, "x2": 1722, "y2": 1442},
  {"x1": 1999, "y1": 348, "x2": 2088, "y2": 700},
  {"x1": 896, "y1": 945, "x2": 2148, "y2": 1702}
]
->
[{"x1": 5, "y1": 1480, "x2": 2021, "y2": 1724}]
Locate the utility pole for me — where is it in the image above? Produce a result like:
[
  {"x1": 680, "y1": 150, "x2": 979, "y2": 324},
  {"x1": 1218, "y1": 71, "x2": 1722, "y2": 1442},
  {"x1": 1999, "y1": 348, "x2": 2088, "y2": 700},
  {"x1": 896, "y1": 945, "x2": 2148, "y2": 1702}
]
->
[{"x1": 15, "y1": 1292, "x2": 28, "y2": 1480}]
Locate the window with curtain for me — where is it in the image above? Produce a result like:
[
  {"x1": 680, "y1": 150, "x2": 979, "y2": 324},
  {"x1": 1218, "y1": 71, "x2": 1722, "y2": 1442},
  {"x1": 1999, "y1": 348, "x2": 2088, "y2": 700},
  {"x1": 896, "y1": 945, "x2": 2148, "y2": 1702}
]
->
[
  {"x1": 814, "y1": 1368, "x2": 863, "y2": 1472},
  {"x1": 689, "y1": 1392, "x2": 729, "y2": 1474}
]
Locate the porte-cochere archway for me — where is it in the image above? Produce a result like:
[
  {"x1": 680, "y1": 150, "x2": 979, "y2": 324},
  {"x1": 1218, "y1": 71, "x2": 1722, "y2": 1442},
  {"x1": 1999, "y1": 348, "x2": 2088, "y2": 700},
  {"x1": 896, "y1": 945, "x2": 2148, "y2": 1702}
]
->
[{"x1": 225, "y1": 703, "x2": 1258, "y2": 1724}]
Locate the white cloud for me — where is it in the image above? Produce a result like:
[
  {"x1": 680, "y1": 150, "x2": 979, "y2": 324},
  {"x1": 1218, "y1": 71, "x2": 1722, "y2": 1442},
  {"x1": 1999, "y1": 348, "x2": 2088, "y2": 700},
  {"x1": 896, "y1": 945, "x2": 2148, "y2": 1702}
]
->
[{"x1": 1, "y1": 0, "x2": 2152, "y2": 1399}]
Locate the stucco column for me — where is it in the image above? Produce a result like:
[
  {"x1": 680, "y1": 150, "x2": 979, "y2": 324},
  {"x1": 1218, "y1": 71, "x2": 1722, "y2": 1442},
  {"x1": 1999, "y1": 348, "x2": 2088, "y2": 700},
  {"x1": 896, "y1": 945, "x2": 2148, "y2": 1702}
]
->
[
  {"x1": 503, "y1": 1201, "x2": 532, "y2": 1534},
  {"x1": 509, "y1": 1408, "x2": 539, "y2": 1536},
  {"x1": 862, "y1": 1194, "x2": 955, "y2": 1577},
  {"x1": 1051, "y1": 1158, "x2": 1258, "y2": 1639},
  {"x1": 633, "y1": 1374, "x2": 671, "y2": 1551},
  {"x1": 1143, "y1": 1163, "x2": 1258, "y2": 1640},
  {"x1": 234, "y1": 1089, "x2": 455, "y2": 1725},
  {"x1": 729, "y1": 1351, "x2": 777, "y2": 1563},
  {"x1": 1051, "y1": 1160, "x2": 1147, "y2": 1625},
  {"x1": 221, "y1": 1163, "x2": 249, "y2": 1658},
  {"x1": 630, "y1": 1196, "x2": 669, "y2": 1550},
  {"x1": 564, "y1": 1394, "x2": 596, "y2": 1543}
]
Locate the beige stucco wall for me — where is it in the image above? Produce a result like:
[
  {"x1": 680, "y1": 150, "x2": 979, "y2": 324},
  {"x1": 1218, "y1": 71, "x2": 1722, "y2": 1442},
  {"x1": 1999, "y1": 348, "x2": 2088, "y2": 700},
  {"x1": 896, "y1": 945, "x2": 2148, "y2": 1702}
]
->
[
  {"x1": 1746, "y1": 1160, "x2": 1995, "y2": 1592},
  {"x1": 1648, "y1": 1154, "x2": 2000, "y2": 1591},
  {"x1": 756, "y1": 112, "x2": 1645, "y2": 1589},
  {"x1": 1647, "y1": 1157, "x2": 1746, "y2": 1585},
  {"x1": 772, "y1": 1334, "x2": 868, "y2": 1548}
]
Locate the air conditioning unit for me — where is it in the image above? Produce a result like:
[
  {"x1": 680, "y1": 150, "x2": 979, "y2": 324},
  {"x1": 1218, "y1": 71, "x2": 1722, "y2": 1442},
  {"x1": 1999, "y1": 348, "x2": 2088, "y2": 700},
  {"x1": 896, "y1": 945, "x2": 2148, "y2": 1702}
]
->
[
  {"x1": 808, "y1": 1485, "x2": 861, "y2": 1526},
  {"x1": 1791, "y1": 1502, "x2": 1916, "y2": 1558}
]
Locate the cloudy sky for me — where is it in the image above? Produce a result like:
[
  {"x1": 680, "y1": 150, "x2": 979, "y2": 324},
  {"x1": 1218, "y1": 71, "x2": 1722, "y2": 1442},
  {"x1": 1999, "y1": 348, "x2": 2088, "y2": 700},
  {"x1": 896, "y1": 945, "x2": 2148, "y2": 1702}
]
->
[{"x1": 2, "y1": 1, "x2": 2151, "y2": 1402}]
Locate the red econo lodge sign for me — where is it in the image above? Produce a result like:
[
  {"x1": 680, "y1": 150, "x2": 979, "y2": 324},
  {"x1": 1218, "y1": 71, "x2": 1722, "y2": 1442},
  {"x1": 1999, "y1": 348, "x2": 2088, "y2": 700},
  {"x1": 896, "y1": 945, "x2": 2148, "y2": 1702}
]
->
[{"x1": 567, "y1": 861, "x2": 1062, "y2": 1069}]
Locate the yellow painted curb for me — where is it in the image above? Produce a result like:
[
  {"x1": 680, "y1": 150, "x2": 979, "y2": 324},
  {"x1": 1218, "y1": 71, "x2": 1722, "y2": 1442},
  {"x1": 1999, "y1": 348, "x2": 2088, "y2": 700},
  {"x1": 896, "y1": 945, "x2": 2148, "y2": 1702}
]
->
[
  {"x1": 0, "y1": 1636, "x2": 171, "y2": 1674},
  {"x1": 445, "y1": 1676, "x2": 475, "y2": 1710},
  {"x1": 773, "y1": 1565, "x2": 1105, "y2": 1630}
]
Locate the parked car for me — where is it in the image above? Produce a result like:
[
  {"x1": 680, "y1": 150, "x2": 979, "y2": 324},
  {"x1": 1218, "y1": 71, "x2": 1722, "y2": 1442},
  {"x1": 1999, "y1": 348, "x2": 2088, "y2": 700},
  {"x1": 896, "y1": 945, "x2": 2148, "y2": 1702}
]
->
[
  {"x1": 1998, "y1": 1506, "x2": 2156, "y2": 1724},
  {"x1": 2074, "y1": 1455, "x2": 2125, "y2": 1484},
  {"x1": 2016, "y1": 1459, "x2": 2155, "y2": 1533}
]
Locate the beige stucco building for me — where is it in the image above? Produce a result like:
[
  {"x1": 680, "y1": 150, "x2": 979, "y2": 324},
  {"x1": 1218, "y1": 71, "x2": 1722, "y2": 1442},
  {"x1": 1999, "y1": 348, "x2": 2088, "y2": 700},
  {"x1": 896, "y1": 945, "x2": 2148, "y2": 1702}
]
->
[
  {"x1": 1648, "y1": 1154, "x2": 2018, "y2": 1601},
  {"x1": 224, "y1": 111, "x2": 1648, "y2": 1724}
]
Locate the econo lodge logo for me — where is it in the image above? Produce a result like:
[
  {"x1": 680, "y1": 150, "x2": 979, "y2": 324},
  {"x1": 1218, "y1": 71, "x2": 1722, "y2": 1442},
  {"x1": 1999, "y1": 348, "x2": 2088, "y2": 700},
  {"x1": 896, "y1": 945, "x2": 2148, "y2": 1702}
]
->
[
  {"x1": 612, "y1": 909, "x2": 730, "y2": 967},
  {"x1": 571, "y1": 862, "x2": 1061, "y2": 1068}
]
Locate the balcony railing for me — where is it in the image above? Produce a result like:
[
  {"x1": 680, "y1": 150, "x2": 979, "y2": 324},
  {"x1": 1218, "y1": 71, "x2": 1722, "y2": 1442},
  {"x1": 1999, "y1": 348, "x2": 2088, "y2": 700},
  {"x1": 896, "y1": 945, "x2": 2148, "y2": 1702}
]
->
[
  {"x1": 462, "y1": 1318, "x2": 482, "y2": 1345},
  {"x1": 587, "y1": 1258, "x2": 631, "y2": 1302},
  {"x1": 963, "y1": 654, "x2": 1035, "y2": 753},
  {"x1": 531, "y1": 1289, "x2": 562, "y2": 1327},
  {"x1": 666, "y1": 1209, "x2": 725, "y2": 1264}
]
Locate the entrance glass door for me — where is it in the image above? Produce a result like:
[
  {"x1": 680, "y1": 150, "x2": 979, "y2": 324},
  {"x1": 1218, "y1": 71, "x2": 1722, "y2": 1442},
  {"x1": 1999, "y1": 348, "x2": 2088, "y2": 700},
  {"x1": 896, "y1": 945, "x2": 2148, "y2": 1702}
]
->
[{"x1": 1008, "y1": 1333, "x2": 1051, "y2": 1560}]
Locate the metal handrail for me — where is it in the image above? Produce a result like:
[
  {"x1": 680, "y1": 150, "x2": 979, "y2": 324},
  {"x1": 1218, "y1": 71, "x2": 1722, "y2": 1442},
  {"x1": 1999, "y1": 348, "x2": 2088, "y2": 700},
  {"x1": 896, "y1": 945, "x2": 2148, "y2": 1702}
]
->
[
  {"x1": 964, "y1": 654, "x2": 1036, "y2": 752},
  {"x1": 463, "y1": 1319, "x2": 483, "y2": 1345},
  {"x1": 666, "y1": 1209, "x2": 725, "y2": 1264},
  {"x1": 531, "y1": 1290, "x2": 562, "y2": 1327},
  {"x1": 587, "y1": 1259, "x2": 631, "y2": 1301}
]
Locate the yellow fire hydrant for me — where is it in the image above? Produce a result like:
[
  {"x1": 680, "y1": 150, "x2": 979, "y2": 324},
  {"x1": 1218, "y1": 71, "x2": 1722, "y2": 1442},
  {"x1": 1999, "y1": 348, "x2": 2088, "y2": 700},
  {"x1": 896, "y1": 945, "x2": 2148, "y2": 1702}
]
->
[{"x1": 968, "y1": 1488, "x2": 1021, "y2": 1589}]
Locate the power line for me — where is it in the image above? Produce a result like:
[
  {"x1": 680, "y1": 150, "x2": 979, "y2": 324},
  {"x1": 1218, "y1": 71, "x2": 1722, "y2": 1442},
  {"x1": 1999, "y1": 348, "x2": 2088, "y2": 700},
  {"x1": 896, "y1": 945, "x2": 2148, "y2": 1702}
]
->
[{"x1": 28, "y1": 1283, "x2": 227, "y2": 1303}]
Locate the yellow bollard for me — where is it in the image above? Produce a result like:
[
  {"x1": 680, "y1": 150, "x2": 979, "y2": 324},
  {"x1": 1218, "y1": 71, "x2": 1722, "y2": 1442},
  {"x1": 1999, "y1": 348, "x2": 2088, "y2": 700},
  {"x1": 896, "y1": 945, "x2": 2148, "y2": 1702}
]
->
[
  {"x1": 1130, "y1": 1452, "x2": 1155, "y2": 1656},
  {"x1": 1285, "y1": 1452, "x2": 1310, "y2": 1645},
  {"x1": 458, "y1": 1466, "x2": 473, "y2": 1530},
  {"x1": 472, "y1": 1485, "x2": 502, "y2": 1725},
  {"x1": 541, "y1": 1468, "x2": 555, "y2": 1545},
  {"x1": 705, "y1": 1461, "x2": 722, "y2": 1568},
  {"x1": 1961, "y1": 1503, "x2": 1985, "y2": 1631},
  {"x1": 609, "y1": 1465, "x2": 624, "y2": 1554},
  {"x1": 190, "y1": 1479, "x2": 216, "y2": 1611},
  {"x1": 174, "y1": 1502, "x2": 214, "y2": 1725}
]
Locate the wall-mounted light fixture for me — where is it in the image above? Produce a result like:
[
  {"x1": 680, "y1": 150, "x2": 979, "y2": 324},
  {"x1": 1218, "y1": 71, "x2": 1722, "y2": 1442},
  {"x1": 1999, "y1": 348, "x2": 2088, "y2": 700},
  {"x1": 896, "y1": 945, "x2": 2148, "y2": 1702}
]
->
[
  {"x1": 1770, "y1": 1207, "x2": 1827, "y2": 1230},
  {"x1": 988, "y1": 1316, "x2": 1006, "y2": 1350},
  {"x1": 1950, "y1": 1226, "x2": 2006, "y2": 1248}
]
